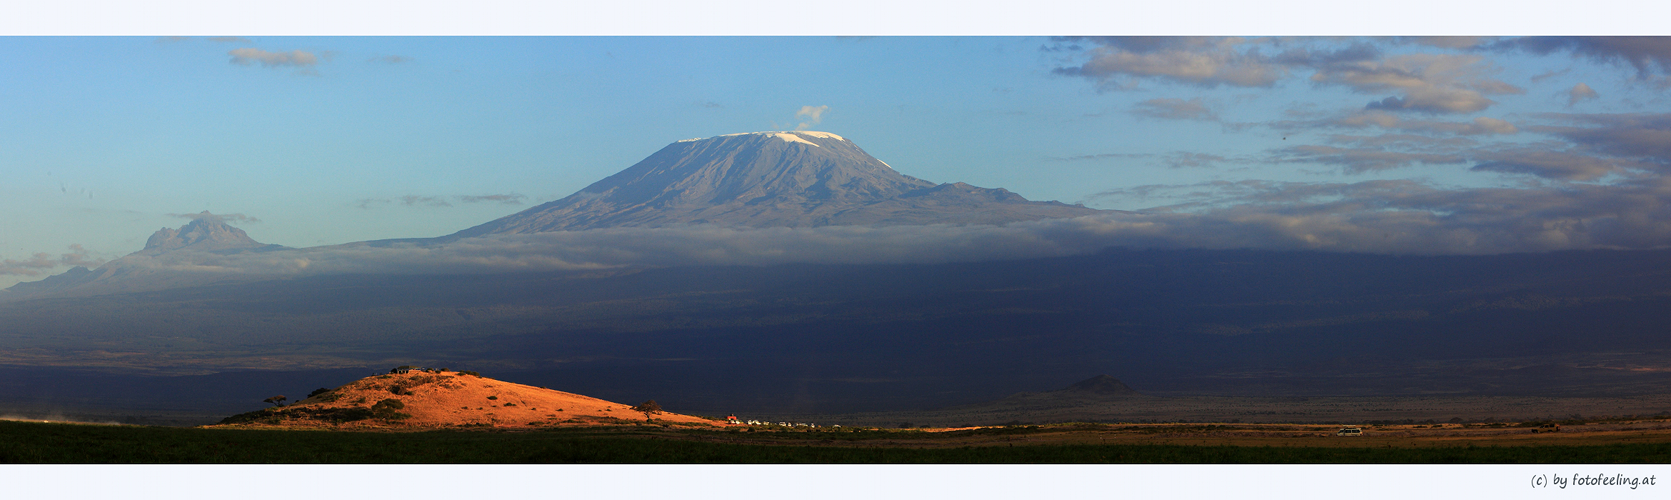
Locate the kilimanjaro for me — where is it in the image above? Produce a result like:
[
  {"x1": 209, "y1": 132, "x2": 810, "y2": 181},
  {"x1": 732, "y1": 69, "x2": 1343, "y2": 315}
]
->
[{"x1": 445, "y1": 131, "x2": 1100, "y2": 239}]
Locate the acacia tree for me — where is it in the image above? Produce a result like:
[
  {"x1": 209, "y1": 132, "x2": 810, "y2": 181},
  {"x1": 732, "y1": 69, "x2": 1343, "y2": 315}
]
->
[
  {"x1": 631, "y1": 400, "x2": 663, "y2": 421},
  {"x1": 263, "y1": 395, "x2": 288, "y2": 407}
]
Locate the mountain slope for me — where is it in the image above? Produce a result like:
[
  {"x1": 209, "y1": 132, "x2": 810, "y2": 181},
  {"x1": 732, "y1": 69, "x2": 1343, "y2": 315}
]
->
[
  {"x1": 213, "y1": 369, "x2": 723, "y2": 429},
  {"x1": 3, "y1": 213, "x2": 285, "y2": 298},
  {"x1": 448, "y1": 131, "x2": 1099, "y2": 238}
]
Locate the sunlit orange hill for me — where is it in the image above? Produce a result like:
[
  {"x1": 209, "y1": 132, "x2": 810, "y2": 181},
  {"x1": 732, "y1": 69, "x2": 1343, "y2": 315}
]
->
[{"x1": 210, "y1": 368, "x2": 727, "y2": 429}]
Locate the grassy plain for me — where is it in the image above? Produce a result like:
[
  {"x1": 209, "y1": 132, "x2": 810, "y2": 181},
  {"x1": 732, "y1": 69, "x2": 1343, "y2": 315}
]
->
[{"x1": 4, "y1": 418, "x2": 1671, "y2": 464}]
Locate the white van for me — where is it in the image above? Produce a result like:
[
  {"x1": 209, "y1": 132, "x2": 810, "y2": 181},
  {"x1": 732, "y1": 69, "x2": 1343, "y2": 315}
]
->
[{"x1": 1336, "y1": 427, "x2": 1362, "y2": 436}]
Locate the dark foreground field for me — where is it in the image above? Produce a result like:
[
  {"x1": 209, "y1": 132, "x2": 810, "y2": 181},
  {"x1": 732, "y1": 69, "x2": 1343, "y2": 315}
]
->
[{"x1": 5, "y1": 419, "x2": 1671, "y2": 464}]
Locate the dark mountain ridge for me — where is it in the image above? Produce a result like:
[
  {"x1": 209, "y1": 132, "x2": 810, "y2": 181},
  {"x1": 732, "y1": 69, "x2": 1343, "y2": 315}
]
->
[{"x1": 4, "y1": 247, "x2": 1671, "y2": 414}]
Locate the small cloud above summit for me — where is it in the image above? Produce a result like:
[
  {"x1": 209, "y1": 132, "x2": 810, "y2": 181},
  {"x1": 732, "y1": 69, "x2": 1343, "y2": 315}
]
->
[
  {"x1": 794, "y1": 105, "x2": 830, "y2": 131},
  {"x1": 168, "y1": 211, "x2": 261, "y2": 225},
  {"x1": 207, "y1": 37, "x2": 253, "y2": 44}
]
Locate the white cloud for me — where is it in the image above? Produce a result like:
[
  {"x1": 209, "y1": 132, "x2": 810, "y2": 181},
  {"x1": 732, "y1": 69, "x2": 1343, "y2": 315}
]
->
[
  {"x1": 793, "y1": 105, "x2": 830, "y2": 131},
  {"x1": 228, "y1": 48, "x2": 319, "y2": 69},
  {"x1": 1568, "y1": 82, "x2": 1600, "y2": 106}
]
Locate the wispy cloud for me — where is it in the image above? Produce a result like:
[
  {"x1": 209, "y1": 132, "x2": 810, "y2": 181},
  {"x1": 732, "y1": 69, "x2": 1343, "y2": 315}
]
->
[
  {"x1": 168, "y1": 211, "x2": 261, "y2": 224},
  {"x1": 367, "y1": 55, "x2": 412, "y2": 64},
  {"x1": 1275, "y1": 145, "x2": 1469, "y2": 173},
  {"x1": 458, "y1": 194, "x2": 527, "y2": 205},
  {"x1": 0, "y1": 245, "x2": 107, "y2": 277},
  {"x1": 228, "y1": 48, "x2": 320, "y2": 70},
  {"x1": 358, "y1": 194, "x2": 527, "y2": 209},
  {"x1": 207, "y1": 36, "x2": 253, "y2": 44},
  {"x1": 400, "y1": 195, "x2": 452, "y2": 208},
  {"x1": 1568, "y1": 83, "x2": 1600, "y2": 106},
  {"x1": 1531, "y1": 112, "x2": 1671, "y2": 165},
  {"x1": 1130, "y1": 97, "x2": 1218, "y2": 121},
  {"x1": 1052, "y1": 153, "x2": 1148, "y2": 162},
  {"x1": 793, "y1": 105, "x2": 830, "y2": 131},
  {"x1": 1282, "y1": 111, "x2": 1519, "y2": 136}
]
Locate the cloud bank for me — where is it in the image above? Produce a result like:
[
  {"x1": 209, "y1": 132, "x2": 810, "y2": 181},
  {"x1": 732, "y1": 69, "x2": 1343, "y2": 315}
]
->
[{"x1": 1, "y1": 245, "x2": 106, "y2": 277}]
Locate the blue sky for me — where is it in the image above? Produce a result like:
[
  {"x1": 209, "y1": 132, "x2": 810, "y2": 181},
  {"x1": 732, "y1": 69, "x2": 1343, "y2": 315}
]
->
[{"x1": 4, "y1": 34, "x2": 1671, "y2": 287}]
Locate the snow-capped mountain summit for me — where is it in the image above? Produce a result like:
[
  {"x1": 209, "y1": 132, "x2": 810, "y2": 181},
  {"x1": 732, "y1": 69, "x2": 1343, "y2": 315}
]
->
[{"x1": 447, "y1": 131, "x2": 1099, "y2": 238}]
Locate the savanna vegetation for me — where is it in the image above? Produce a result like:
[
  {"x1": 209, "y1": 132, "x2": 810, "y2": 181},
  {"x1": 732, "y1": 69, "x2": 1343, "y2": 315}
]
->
[{"x1": 4, "y1": 419, "x2": 1670, "y2": 464}]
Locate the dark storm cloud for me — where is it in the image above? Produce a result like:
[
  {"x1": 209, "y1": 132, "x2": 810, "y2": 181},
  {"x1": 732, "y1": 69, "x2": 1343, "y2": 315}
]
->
[
  {"x1": 1494, "y1": 37, "x2": 1671, "y2": 78},
  {"x1": 1130, "y1": 98, "x2": 1218, "y2": 121},
  {"x1": 1531, "y1": 113, "x2": 1671, "y2": 164}
]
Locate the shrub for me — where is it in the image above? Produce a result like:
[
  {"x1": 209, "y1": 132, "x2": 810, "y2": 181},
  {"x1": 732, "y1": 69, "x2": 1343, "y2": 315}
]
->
[
  {"x1": 504, "y1": 403, "x2": 517, "y2": 407},
  {"x1": 371, "y1": 399, "x2": 411, "y2": 421},
  {"x1": 487, "y1": 396, "x2": 498, "y2": 400},
  {"x1": 218, "y1": 408, "x2": 283, "y2": 425},
  {"x1": 307, "y1": 388, "x2": 332, "y2": 398},
  {"x1": 461, "y1": 371, "x2": 480, "y2": 377}
]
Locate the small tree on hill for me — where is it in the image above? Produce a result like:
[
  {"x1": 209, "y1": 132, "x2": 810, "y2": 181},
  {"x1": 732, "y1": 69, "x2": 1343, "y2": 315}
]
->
[
  {"x1": 632, "y1": 400, "x2": 663, "y2": 421},
  {"x1": 263, "y1": 395, "x2": 288, "y2": 407}
]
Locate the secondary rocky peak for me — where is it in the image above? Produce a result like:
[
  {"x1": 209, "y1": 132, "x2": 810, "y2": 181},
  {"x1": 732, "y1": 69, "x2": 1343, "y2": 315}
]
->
[{"x1": 140, "y1": 212, "x2": 268, "y2": 254}]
